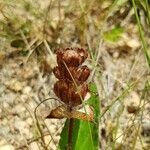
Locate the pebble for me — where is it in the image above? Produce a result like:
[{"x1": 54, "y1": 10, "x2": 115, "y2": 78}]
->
[
  {"x1": 22, "y1": 128, "x2": 32, "y2": 138},
  {"x1": 115, "y1": 128, "x2": 123, "y2": 144},
  {"x1": 22, "y1": 67, "x2": 38, "y2": 80},
  {"x1": 20, "y1": 94, "x2": 29, "y2": 102},
  {"x1": 29, "y1": 142, "x2": 40, "y2": 150},
  {"x1": 44, "y1": 135, "x2": 52, "y2": 146},
  {"x1": 0, "y1": 145, "x2": 14, "y2": 150},
  {"x1": 142, "y1": 118, "x2": 150, "y2": 136},
  {"x1": 3, "y1": 102, "x2": 10, "y2": 109},
  {"x1": 45, "y1": 120, "x2": 56, "y2": 135},
  {"x1": 14, "y1": 117, "x2": 33, "y2": 138},
  {"x1": 22, "y1": 86, "x2": 32, "y2": 94},
  {"x1": 5, "y1": 79, "x2": 23, "y2": 92},
  {"x1": 113, "y1": 51, "x2": 119, "y2": 58},
  {"x1": 124, "y1": 91, "x2": 140, "y2": 113},
  {"x1": 13, "y1": 104, "x2": 26, "y2": 114},
  {"x1": 53, "y1": 136, "x2": 60, "y2": 144},
  {"x1": 126, "y1": 39, "x2": 140, "y2": 49},
  {"x1": 49, "y1": 142, "x2": 57, "y2": 150},
  {"x1": 0, "y1": 140, "x2": 14, "y2": 150},
  {"x1": 14, "y1": 118, "x2": 26, "y2": 131},
  {"x1": 26, "y1": 117, "x2": 33, "y2": 126}
]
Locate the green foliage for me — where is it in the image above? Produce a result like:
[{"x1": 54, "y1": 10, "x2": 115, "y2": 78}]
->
[
  {"x1": 58, "y1": 120, "x2": 79, "y2": 150},
  {"x1": 134, "y1": 0, "x2": 150, "y2": 27},
  {"x1": 59, "y1": 120, "x2": 96, "y2": 150},
  {"x1": 103, "y1": 26, "x2": 124, "y2": 43},
  {"x1": 58, "y1": 83, "x2": 100, "y2": 150},
  {"x1": 87, "y1": 83, "x2": 100, "y2": 122},
  {"x1": 132, "y1": 0, "x2": 150, "y2": 68},
  {"x1": 74, "y1": 121, "x2": 96, "y2": 150}
]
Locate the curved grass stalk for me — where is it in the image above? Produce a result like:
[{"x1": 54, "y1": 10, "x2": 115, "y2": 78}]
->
[
  {"x1": 132, "y1": 0, "x2": 150, "y2": 68},
  {"x1": 34, "y1": 97, "x2": 62, "y2": 149}
]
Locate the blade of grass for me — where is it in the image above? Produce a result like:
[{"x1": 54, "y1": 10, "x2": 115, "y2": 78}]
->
[
  {"x1": 132, "y1": 0, "x2": 150, "y2": 68},
  {"x1": 145, "y1": 0, "x2": 150, "y2": 26}
]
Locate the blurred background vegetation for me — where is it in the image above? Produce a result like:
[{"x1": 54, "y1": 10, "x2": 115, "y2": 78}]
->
[{"x1": 0, "y1": 0, "x2": 150, "y2": 150}]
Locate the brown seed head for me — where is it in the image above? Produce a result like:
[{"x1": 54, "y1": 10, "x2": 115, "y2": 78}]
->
[
  {"x1": 56, "y1": 48, "x2": 88, "y2": 67},
  {"x1": 53, "y1": 47, "x2": 90, "y2": 107}
]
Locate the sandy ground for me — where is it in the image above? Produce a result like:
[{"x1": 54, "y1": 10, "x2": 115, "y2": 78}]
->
[{"x1": 0, "y1": 0, "x2": 150, "y2": 149}]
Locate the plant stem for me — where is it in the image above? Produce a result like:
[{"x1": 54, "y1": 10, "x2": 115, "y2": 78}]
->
[{"x1": 67, "y1": 118, "x2": 74, "y2": 150}]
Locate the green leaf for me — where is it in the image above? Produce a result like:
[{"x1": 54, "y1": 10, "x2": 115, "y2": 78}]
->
[
  {"x1": 58, "y1": 83, "x2": 100, "y2": 150},
  {"x1": 89, "y1": 82, "x2": 98, "y2": 93},
  {"x1": 58, "y1": 119, "x2": 80, "y2": 150},
  {"x1": 89, "y1": 83, "x2": 100, "y2": 121},
  {"x1": 74, "y1": 121, "x2": 98, "y2": 150},
  {"x1": 103, "y1": 26, "x2": 124, "y2": 43},
  {"x1": 59, "y1": 120, "x2": 99, "y2": 150}
]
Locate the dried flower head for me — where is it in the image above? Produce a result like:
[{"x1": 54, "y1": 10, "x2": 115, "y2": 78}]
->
[
  {"x1": 53, "y1": 48, "x2": 90, "y2": 107},
  {"x1": 46, "y1": 47, "x2": 93, "y2": 122},
  {"x1": 54, "y1": 81, "x2": 88, "y2": 106},
  {"x1": 56, "y1": 47, "x2": 88, "y2": 67}
]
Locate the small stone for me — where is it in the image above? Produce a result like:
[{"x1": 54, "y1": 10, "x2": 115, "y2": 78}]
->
[
  {"x1": 13, "y1": 104, "x2": 26, "y2": 114},
  {"x1": 3, "y1": 102, "x2": 9, "y2": 108},
  {"x1": 101, "y1": 1, "x2": 111, "y2": 9},
  {"x1": 14, "y1": 118, "x2": 26, "y2": 131},
  {"x1": 54, "y1": 136, "x2": 60, "y2": 143},
  {"x1": 44, "y1": 135, "x2": 51, "y2": 146},
  {"x1": 20, "y1": 94, "x2": 28, "y2": 102},
  {"x1": 127, "y1": 106, "x2": 136, "y2": 113},
  {"x1": 22, "y1": 86, "x2": 32, "y2": 94},
  {"x1": 26, "y1": 117, "x2": 33, "y2": 126},
  {"x1": 45, "y1": 120, "x2": 56, "y2": 135},
  {"x1": 14, "y1": 117, "x2": 32, "y2": 137},
  {"x1": 49, "y1": 142, "x2": 57, "y2": 150},
  {"x1": 22, "y1": 128, "x2": 32, "y2": 138},
  {"x1": 22, "y1": 67, "x2": 38, "y2": 80},
  {"x1": 124, "y1": 91, "x2": 140, "y2": 113},
  {"x1": 113, "y1": 51, "x2": 119, "y2": 58},
  {"x1": 0, "y1": 140, "x2": 14, "y2": 150},
  {"x1": 115, "y1": 128, "x2": 123, "y2": 144},
  {"x1": 126, "y1": 39, "x2": 140, "y2": 49},
  {"x1": 29, "y1": 142, "x2": 40, "y2": 150},
  {"x1": 141, "y1": 118, "x2": 150, "y2": 136},
  {"x1": 5, "y1": 79, "x2": 23, "y2": 92},
  {"x1": 1, "y1": 118, "x2": 8, "y2": 125},
  {"x1": 50, "y1": 119, "x2": 60, "y2": 125},
  {"x1": 0, "y1": 145, "x2": 14, "y2": 150}
]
